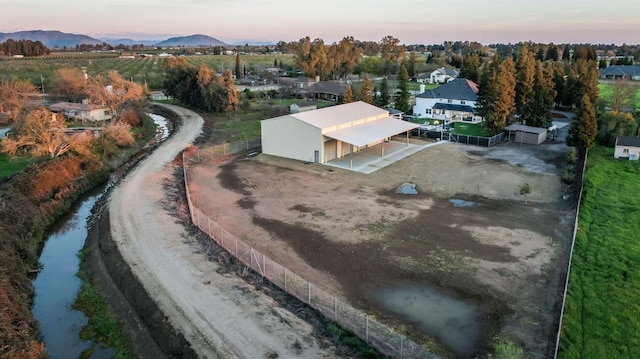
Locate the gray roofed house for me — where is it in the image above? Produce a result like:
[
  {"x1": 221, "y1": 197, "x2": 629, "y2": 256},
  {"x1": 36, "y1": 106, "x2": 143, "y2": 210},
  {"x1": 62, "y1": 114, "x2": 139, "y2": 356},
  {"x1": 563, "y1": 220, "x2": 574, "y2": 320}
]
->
[
  {"x1": 413, "y1": 78, "x2": 481, "y2": 123},
  {"x1": 599, "y1": 65, "x2": 640, "y2": 81},
  {"x1": 614, "y1": 135, "x2": 640, "y2": 159},
  {"x1": 307, "y1": 81, "x2": 348, "y2": 102},
  {"x1": 429, "y1": 67, "x2": 459, "y2": 84}
]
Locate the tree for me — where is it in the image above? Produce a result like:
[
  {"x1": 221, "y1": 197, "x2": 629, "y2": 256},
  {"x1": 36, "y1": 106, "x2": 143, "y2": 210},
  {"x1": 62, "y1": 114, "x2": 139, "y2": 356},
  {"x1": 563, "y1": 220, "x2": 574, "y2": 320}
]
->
[
  {"x1": 567, "y1": 94, "x2": 598, "y2": 149},
  {"x1": 342, "y1": 85, "x2": 354, "y2": 104},
  {"x1": 1, "y1": 109, "x2": 93, "y2": 158},
  {"x1": 361, "y1": 76, "x2": 373, "y2": 104},
  {"x1": 526, "y1": 62, "x2": 556, "y2": 127},
  {"x1": 515, "y1": 44, "x2": 535, "y2": 122},
  {"x1": 459, "y1": 53, "x2": 480, "y2": 83},
  {"x1": 379, "y1": 35, "x2": 405, "y2": 75},
  {"x1": 407, "y1": 50, "x2": 418, "y2": 79},
  {"x1": 331, "y1": 36, "x2": 362, "y2": 79},
  {"x1": 606, "y1": 80, "x2": 637, "y2": 114},
  {"x1": 519, "y1": 183, "x2": 531, "y2": 204},
  {"x1": 545, "y1": 44, "x2": 559, "y2": 62},
  {"x1": 49, "y1": 67, "x2": 88, "y2": 102},
  {"x1": 562, "y1": 46, "x2": 571, "y2": 62},
  {"x1": 235, "y1": 52, "x2": 242, "y2": 80},
  {"x1": 394, "y1": 65, "x2": 411, "y2": 112},
  {"x1": 477, "y1": 55, "x2": 516, "y2": 131},
  {"x1": 375, "y1": 78, "x2": 391, "y2": 108},
  {"x1": 86, "y1": 70, "x2": 144, "y2": 120},
  {"x1": 0, "y1": 78, "x2": 37, "y2": 124}
]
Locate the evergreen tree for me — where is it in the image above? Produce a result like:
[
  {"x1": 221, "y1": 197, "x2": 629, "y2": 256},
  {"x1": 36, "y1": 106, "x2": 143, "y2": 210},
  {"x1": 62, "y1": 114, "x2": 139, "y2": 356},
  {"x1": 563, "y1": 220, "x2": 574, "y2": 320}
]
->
[
  {"x1": 535, "y1": 47, "x2": 545, "y2": 62},
  {"x1": 515, "y1": 45, "x2": 535, "y2": 122},
  {"x1": 235, "y1": 52, "x2": 242, "y2": 80},
  {"x1": 477, "y1": 55, "x2": 516, "y2": 131},
  {"x1": 598, "y1": 58, "x2": 607, "y2": 69},
  {"x1": 562, "y1": 46, "x2": 571, "y2": 62},
  {"x1": 407, "y1": 50, "x2": 418, "y2": 79},
  {"x1": 342, "y1": 85, "x2": 354, "y2": 104},
  {"x1": 526, "y1": 62, "x2": 556, "y2": 127},
  {"x1": 376, "y1": 78, "x2": 391, "y2": 107},
  {"x1": 567, "y1": 94, "x2": 597, "y2": 149},
  {"x1": 545, "y1": 44, "x2": 559, "y2": 62},
  {"x1": 394, "y1": 65, "x2": 411, "y2": 112},
  {"x1": 361, "y1": 76, "x2": 373, "y2": 104},
  {"x1": 459, "y1": 52, "x2": 480, "y2": 83}
]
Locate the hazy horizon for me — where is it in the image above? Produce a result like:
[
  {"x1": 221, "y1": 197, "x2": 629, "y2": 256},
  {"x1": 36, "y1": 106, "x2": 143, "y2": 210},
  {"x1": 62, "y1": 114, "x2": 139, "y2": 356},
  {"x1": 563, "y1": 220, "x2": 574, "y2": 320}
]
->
[{"x1": 1, "y1": 0, "x2": 639, "y2": 45}]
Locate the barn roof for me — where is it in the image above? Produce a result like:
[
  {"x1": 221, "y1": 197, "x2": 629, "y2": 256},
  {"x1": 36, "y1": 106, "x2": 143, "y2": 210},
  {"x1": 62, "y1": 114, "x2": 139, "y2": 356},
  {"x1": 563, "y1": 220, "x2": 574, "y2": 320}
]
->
[
  {"x1": 504, "y1": 124, "x2": 547, "y2": 134},
  {"x1": 290, "y1": 101, "x2": 388, "y2": 129},
  {"x1": 324, "y1": 117, "x2": 418, "y2": 147},
  {"x1": 616, "y1": 135, "x2": 640, "y2": 147}
]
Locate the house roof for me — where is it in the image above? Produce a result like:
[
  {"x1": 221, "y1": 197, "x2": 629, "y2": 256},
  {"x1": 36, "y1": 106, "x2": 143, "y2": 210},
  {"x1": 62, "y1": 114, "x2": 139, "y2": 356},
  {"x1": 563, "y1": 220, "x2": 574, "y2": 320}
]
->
[
  {"x1": 432, "y1": 67, "x2": 459, "y2": 76},
  {"x1": 324, "y1": 117, "x2": 418, "y2": 147},
  {"x1": 616, "y1": 135, "x2": 640, "y2": 147},
  {"x1": 504, "y1": 124, "x2": 547, "y2": 134},
  {"x1": 432, "y1": 103, "x2": 474, "y2": 113},
  {"x1": 416, "y1": 78, "x2": 478, "y2": 101},
  {"x1": 307, "y1": 81, "x2": 347, "y2": 95},
  {"x1": 385, "y1": 107, "x2": 404, "y2": 115},
  {"x1": 600, "y1": 65, "x2": 640, "y2": 77},
  {"x1": 49, "y1": 102, "x2": 103, "y2": 112},
  {"x1": 287, "y1": 101, "x2": 388, "y2": 129}
]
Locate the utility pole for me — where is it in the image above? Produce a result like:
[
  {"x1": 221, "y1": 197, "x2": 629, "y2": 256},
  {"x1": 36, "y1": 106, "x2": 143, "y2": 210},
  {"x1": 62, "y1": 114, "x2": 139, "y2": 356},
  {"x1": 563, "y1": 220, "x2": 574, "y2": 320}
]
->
[{"x1": 40, "y1": 75, "x2": 46, "y2": 103}]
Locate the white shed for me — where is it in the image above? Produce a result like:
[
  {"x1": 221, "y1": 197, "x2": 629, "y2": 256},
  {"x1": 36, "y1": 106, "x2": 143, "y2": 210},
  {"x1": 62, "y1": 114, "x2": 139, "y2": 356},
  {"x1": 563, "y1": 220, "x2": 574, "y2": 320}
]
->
[
  {"x1": 614, "y1": 136, "x2": 640, "y2": 159},
  {"x1": 261, "y1": 101, "x2": 418, "y2": 163},
  {"x1": 504, "y1": 124, "x2": 547, "y2": 145}
]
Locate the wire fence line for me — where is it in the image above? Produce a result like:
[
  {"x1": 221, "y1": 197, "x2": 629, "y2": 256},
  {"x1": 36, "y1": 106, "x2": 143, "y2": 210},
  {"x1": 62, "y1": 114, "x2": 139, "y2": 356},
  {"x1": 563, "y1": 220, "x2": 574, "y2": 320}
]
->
[{"x1": 182, "y1": 140, "x2": 439, "y2": 359}]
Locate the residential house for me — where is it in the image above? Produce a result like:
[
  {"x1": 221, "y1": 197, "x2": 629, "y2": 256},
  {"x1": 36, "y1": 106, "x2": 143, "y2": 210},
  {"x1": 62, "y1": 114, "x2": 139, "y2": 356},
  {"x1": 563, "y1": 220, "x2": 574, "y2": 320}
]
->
[
  {"x1": 614, "y1": 136, "x2": 640, "y2": 159},
  {"x1": 49, "y1": 101, "x2": 112, "y2": 122},
  {"x1": 599, "y1": 65, "x2": 640, "y2": 81},
  {"x1": 412, "y1": 78, "x2": 481, "y2": 123},
  {"x1": 429, "y1": 67, "x2": 459, "y2": 84},
  {"x1": 306, "y1": 81, "x2": 348, "y2": 102}
]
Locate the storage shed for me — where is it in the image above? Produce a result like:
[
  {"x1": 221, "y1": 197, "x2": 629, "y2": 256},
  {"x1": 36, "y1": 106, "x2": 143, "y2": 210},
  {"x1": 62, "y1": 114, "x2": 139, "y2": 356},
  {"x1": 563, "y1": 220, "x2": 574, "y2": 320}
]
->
[
  {"x1": 504, "y1": 124, "x2": 547, "y2": 145},
  {"x1": 614, "y1": 136, "x2": 640, "y2": 159},
  {"x1": 261, "y1": 101, "x2": 418, "y2": 164}
]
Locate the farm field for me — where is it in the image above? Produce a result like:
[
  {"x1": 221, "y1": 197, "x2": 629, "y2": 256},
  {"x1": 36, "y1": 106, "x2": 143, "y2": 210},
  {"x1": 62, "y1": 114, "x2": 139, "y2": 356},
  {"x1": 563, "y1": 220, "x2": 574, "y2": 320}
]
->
[
  {"x1": 0, "y1": 54, "x2": 295, "y2": 90},
  {"x1": 558, "y1": 146, "x2": 640, "y2": 358},
  {"x1": 186, "y1": 141, "x2": 577, "y2": 358}
]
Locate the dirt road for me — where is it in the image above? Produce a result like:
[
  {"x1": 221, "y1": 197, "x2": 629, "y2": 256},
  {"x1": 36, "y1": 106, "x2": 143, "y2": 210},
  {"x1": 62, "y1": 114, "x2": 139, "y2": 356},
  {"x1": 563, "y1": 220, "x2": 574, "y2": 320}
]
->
[{"x1": 109, "y1": 104, "x2": 339, "y2": 358}]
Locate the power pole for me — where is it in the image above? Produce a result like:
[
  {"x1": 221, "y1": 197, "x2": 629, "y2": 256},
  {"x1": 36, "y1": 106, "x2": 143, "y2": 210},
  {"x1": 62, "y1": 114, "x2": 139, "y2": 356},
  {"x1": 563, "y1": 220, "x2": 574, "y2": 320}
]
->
[{"x1": 40, "y1": 75, "x2": 46, "y2": 103}]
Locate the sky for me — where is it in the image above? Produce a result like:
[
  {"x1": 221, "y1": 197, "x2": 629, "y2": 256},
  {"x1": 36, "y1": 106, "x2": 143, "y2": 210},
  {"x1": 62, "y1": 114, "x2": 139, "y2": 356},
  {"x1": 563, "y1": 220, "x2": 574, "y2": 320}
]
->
[{"x1": 1, "y1": 0, "x2": 639, "y2": 45}]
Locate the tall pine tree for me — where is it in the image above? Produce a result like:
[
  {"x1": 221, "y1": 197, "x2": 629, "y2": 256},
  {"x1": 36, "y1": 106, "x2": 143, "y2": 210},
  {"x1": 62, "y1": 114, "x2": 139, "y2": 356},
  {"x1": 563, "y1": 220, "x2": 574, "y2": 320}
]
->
[
  {"x1": 394, "y1": 65, "x2": 411, "y2": 112},
  {"x1": 567, "y1": 94, "x2": 597, "y2": 149}
]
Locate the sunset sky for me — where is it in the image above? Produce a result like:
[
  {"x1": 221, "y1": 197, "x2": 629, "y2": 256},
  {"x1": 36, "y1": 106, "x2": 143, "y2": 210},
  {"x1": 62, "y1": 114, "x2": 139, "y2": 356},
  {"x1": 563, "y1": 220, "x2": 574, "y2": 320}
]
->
[{"x1": 1, "y1": 0, "x2": 639, "y2": 45}]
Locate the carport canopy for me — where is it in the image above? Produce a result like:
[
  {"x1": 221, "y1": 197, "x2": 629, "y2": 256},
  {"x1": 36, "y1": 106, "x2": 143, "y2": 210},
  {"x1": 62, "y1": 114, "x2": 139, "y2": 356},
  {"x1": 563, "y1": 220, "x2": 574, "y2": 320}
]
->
[{"x1": 323, "y1": 117, "x2": 419, "y2": 147}]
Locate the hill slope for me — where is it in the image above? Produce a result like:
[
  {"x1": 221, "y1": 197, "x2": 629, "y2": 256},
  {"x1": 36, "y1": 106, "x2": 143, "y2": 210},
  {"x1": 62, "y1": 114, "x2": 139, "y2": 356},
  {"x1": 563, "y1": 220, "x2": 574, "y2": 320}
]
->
[
  {"x1": 154, "y1": 34, "x2": 227, "y2": 47},
  {"x1": 0, "y1": 30, "x2": 103, "y2": 48}
]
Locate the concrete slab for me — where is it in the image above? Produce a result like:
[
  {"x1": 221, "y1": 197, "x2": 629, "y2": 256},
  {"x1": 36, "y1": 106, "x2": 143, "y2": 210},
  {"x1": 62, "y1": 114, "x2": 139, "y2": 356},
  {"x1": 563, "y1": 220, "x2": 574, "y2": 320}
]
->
[{"x1": 325, "y1": 140, "x2": 448, "y2": 174}]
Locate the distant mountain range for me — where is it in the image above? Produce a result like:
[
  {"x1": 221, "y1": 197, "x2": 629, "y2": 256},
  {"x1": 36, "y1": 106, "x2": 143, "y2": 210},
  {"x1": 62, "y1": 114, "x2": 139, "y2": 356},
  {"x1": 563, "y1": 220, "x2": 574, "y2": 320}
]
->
[
  {"x1": 0, "y1": 30, "x2": 231, "y2": 48},
  {"x1": 0, "y1": 30, "x2": 103, "y2": 48}
]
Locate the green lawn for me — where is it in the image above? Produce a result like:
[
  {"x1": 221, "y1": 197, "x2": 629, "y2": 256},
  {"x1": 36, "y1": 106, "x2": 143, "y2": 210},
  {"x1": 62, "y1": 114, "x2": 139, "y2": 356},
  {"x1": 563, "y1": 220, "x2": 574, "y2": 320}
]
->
[
  {"x1": 558, "y1": 146, "x2": 640, "y2": 358},
  {"x1": 0, "y1": 153, "x2": 33, "y2": 178},
  {"x1": 450, "y1": 122, "x2": 495, "y2": 136},
  {"x1": 598, "y1": 82, "x2": 640, "y2": 109}
]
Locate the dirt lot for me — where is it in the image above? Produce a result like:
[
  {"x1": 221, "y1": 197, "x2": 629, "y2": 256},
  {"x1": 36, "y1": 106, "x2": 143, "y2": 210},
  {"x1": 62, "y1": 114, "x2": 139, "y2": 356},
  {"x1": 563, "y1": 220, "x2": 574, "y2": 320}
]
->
[{"x1": 187, "y1": 140, "x2": 576, "y2": 358}]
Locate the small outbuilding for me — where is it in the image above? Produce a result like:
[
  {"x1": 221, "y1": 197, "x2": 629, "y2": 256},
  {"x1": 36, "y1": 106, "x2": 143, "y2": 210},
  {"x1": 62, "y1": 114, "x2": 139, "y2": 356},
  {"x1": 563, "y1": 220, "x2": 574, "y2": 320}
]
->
[
  {"x1": 614, "y1": 136, "x2": 640, "y2": 159},
  {"x1": 261, "y1": 101, "x2": 419, "y2": 164},
  {"x1": 289, "y1": 101, "x2": 317, "y2": 114},
  {"x1": 504, "y1": 124, "x2": 547, "y2": 145},
  {"x1": 49, "y1": 101, "x2": 113, "y2": 122}
]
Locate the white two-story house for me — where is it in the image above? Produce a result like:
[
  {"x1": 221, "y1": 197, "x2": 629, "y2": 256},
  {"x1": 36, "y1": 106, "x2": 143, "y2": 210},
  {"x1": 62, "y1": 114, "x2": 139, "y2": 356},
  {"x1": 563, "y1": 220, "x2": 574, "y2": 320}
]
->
[{"x1": 412, "y1": 78, "x2": 482, "y2": 123}]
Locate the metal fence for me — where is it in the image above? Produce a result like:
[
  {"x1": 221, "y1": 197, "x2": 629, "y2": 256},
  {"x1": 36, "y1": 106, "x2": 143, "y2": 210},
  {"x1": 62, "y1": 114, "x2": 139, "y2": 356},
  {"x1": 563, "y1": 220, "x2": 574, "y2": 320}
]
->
[
  {"x1": 445, "y1": 132, "x2": 506, "y2": 147},
  {"x1": 182, "y1": 140, "x2": 438, "y2": 359}
]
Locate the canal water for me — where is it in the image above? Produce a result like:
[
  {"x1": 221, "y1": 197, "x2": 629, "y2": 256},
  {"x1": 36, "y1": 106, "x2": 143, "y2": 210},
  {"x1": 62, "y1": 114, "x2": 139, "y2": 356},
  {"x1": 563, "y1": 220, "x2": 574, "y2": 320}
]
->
[
  {"x1": 375, "y1": 284, "x2": 482, "y2": 357},
  {"x1": 32, "y1": 187, "x2": 115, "y2": 359},
  {"x1": 32, "y1": 114, "x2": 170, "y2": 358}
]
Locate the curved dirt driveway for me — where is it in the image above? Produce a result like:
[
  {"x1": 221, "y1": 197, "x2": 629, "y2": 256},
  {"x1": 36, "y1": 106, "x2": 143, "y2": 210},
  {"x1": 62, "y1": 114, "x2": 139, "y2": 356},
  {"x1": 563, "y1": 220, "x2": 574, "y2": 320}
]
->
[{"x1": 109, "y1": 104, "x2": 337, "y2": 358}]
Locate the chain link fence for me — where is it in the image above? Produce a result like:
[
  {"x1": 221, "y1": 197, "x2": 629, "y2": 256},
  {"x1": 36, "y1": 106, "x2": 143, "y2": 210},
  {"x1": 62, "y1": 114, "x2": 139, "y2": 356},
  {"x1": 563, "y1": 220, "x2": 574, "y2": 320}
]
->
[{"x1": 183, "y1": 140, "x2": 438, "y2": 359}]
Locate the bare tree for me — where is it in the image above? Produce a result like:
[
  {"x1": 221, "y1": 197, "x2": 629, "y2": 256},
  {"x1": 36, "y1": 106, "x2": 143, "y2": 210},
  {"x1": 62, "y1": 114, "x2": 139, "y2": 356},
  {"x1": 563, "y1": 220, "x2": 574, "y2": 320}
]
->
[
  {"x1": 606, "y1": 80, "x2": 637, "y2": 114},
  {"x1": 0, "y1": 78, "x2": 38, "y2": 124},
  {"x1": 87, "y1": 71, "x2": 144, "y2": 119},
  {"x1": 49, "y1": 68, "x2": 88, "y2": 102},
  {"x1": 1, "y1": 109, "x2": 93, "y2": 158}
]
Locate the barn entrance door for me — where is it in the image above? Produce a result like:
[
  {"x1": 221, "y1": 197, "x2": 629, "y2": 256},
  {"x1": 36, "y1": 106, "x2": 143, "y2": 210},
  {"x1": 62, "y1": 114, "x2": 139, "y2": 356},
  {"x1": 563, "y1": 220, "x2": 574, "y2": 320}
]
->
[{"x1": 314, "y1": 150, "x2": 319, "y2": 163}]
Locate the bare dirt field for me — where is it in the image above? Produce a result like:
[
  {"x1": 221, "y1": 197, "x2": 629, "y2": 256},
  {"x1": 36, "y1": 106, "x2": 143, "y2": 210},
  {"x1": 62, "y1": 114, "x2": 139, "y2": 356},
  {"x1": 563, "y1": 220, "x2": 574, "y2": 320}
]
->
[{"x1": 187, "y1": 140, "x2": 576, "y2": 358}]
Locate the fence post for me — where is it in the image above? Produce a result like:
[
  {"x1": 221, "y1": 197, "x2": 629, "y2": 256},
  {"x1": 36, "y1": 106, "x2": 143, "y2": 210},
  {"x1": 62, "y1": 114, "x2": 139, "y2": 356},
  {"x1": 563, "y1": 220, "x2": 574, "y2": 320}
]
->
[
  {"x1": 365, "y1": 315, "x2": 369, "y2": 343},
  {"x1": 262, "y1": 253, "x2": 265, "y2": 279},
  {"x1": 235, "y1": 237, "x2": 238, "y2": 258},
  {"x1": 308, "y1": 281, "x2": 311, "y2": 304}
]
